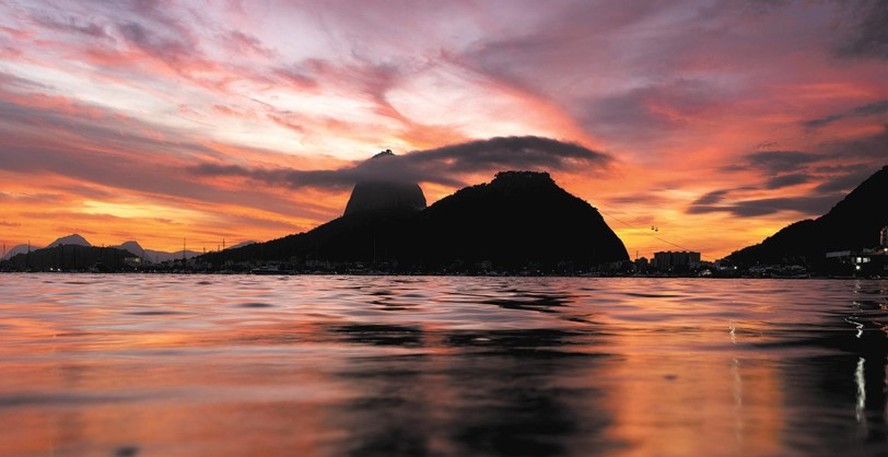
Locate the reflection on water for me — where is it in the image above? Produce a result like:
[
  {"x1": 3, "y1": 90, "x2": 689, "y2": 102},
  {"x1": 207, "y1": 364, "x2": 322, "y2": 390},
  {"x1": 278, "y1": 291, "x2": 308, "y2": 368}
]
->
[{"x1": 0, "y1": 275, "x2": 886, "y2": 456}]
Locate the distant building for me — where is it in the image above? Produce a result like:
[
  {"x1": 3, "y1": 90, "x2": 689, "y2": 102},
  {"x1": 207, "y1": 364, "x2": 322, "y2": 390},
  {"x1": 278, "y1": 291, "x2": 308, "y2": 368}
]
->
[
  {"x1": 824, "y1": 226, "x2": 888, "y2": 276},
  {"x1": 652, "y1": 251, "x2": 701, "y2": 271}
]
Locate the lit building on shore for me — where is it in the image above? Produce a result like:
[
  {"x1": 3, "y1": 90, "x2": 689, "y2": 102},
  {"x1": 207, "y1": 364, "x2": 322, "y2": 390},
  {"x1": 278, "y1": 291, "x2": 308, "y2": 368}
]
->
[{"x1": 824, "y1": 226, "x2": 888, "y2": 276}]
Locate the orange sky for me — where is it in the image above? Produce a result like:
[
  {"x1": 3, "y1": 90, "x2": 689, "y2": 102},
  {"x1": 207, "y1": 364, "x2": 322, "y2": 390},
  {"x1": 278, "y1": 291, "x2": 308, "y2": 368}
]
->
[{"x1": 1, "y1": 1, "x2": 886, "y2": 259}]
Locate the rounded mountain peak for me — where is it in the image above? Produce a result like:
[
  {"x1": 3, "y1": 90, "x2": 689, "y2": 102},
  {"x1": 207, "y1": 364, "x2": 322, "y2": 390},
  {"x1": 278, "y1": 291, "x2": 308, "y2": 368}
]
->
[
  {"x1": 492, "y1": 170, "x2": 555, "y2": 185},
  {"x1": 48, "y1": 234, "x2": 91, "y2": 248},
  {"x1": 343, "y1": 149, "x2": 427, "y2": 216}
]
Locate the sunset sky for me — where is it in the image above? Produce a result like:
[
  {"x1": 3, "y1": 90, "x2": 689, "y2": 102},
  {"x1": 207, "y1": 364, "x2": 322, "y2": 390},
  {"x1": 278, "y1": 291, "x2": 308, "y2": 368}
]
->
[{"x1": 0, "y1": 0, "x2": 886, "y2": 259}]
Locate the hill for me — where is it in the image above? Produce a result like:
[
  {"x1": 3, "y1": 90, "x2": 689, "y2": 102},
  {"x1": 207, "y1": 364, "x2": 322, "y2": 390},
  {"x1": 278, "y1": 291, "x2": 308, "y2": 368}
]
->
[
  {"x1": 48, "y1": 233, "x2": 91, "y2": 248},
  {"x1": 419, "y1": 171, "x2": 628, "y2": 267},
  {"x1": 2, "y1": 245, "x2": 137, "y2": 272},
  {"x1": 111, "y1": 241, "x2": 201, "y2": 263},
  {"x1": 726, "y1": 165, "x2": 888, "y2": 265},
  {"x1": 202, "y1": 170, "x2": 628, "y2": 272},
  {"x1": 2, "y1": 244, "x2": 32, "y2": 261}
]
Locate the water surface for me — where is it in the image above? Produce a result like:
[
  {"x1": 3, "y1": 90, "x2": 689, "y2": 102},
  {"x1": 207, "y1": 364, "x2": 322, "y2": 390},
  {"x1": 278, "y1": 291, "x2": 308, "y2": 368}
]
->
[{"x1": 1, "y1": 275, "x2": 886, "y2": 456}]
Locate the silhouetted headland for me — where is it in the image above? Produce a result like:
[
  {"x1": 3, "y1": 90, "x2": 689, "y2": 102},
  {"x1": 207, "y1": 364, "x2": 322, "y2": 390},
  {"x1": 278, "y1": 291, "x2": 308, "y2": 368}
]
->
[
  {"x1": 200, "y1": 154, "x2": 629, "y2": 274},
  {"x1": 725, "y1": 165, "x2": 888, "y2": 275}
]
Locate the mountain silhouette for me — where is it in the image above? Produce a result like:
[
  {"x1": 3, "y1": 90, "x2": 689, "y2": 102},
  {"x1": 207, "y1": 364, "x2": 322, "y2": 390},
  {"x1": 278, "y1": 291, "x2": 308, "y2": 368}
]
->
[
  {"x1": 3, "y1": 244, "x2": 135, "y2": 271},
  {"x1": 114, "y1": 240, "x2": 146, "y2": 257},
  {"x1": 419, "y1": 171, "x2": 629, "y2": 267},
  {"x1": 2, "y1": 244, "x2": 32, "y2": 261},
  {"x1": 48, "y1": 234, "x2": 91, "y2": 248},
  {"x1": 0, "y1": 233, "x2": 208, "y2": 271},
  {"x1": 111, "y1": 240, "x2": 201, "y2": 263},
  {"x1": 726, "y1": 165, "x2": 888, "y2": 265},
  {"x1": 227, "y1": 240, "x2": 257, "y2": 250},
  {"x1": 343, "y1": 150, "x2": 427, "y2": 216},
  {"x1": 206, "y1": 170, "x2": 628, "y2": 271}
]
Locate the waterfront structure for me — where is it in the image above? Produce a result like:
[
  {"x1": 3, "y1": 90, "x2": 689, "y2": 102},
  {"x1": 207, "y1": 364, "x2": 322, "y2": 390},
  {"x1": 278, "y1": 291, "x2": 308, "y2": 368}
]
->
[
  {"x1": 824, "y1": 226, "x2": 888, "y2": 276},
  {"x1": 652, "y1": 251, "x2": 701, "y2": 271}
]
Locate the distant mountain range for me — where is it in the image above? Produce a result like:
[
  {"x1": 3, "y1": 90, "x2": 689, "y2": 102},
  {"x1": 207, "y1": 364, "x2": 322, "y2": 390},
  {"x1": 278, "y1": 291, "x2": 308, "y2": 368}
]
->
[
  {"x1": 726, "y1": 165, "x2": 888, "y2": 265},
  {"x1": 2, "y1": 244, "x2": 137, "y2": 272},
  {"x1": 203, "y1": 167, "x2": 629, "y2": 270},
  {"x1": 111, "y1": 240, "x2": 203, "y2": 263},
  {"x1": 2, "y1": 236, "x2": 256, "y2": 263}
]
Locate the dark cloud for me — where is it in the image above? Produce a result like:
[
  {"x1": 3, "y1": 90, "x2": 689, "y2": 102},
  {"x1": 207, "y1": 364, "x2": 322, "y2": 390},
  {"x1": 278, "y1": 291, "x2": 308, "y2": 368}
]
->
[
  {"x1": 803, "y1": 99, "x2": 888, "y2": 129},
  {"x1": 34, "y1": 15, "x2": 111, "y2": 39},
  {"x1": 728, "y1": 128, "x2": 888, "y2": 179},
  {"x1": 692, "y1": 189, "x2": 731, "y2": 206},
  {"x1": 118, "y1": 21, "x2": 195, "y2": 66},
  {"x1": 814, "y1": 165, "x2": 879, "y2": 192},
  {"x1": 578, "y1": 79, "x2": 722, "y2": 141},
  {"x1": 606, "y1": 194, "x2": 673, "y2": 207},
  {"x1": 764, "y1": 173, "x2": 811, "y2": 189},
  {"x1": 702, "y1": 130, "x2": 887, "y2": 216},
  {"x1": 408, "y1": 136, "x2": 610, "y2": 173},
  {"x1": 274, "y1": 66, "x2": 318, "y2": 89},
  {"x1": 836, "y1": 0, "x2": 888, "y2": 59},
  {"x1": 688, "y1": 194, "x2": 843, "y2": 217},
  {"x1": 221, "y1": 30, "x2": 273, "y2": 58},
  {"x1": 191, "y1": 136, "x2": 612, "y2": 190},
  {"x1": 0, "y1": 71, "x2": 50, "y2": 91},
  {"x1": 818, "y1": 125, "x2": 888, "y2": 160},
  {"x1": 191, "y1": 163, "x2": 367, "y2": 191},
  {"x1": 722, "y1": 151, "x2": 825, "y2": 176},
  {"x1": 732, "y1": 150, "x2": 821, "y2": 174}
]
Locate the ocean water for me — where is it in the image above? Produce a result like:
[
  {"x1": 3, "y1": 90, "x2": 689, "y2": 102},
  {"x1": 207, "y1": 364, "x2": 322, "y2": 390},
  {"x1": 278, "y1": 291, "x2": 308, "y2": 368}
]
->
[{"x1": 0, "y1": 274, "x2": 886, "y2": 457}]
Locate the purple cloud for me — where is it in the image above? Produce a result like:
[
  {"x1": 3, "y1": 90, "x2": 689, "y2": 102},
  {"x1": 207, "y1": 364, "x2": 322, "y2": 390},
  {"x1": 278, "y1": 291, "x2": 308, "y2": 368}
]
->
[{"x1": 191, "y1": 136, "x2": 612, "y2": 190}]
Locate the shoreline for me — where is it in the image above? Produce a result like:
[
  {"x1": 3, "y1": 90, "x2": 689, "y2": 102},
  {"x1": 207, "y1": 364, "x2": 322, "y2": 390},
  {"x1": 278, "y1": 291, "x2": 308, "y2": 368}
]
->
[{"x1": 0, "y1": 270, "x2": 882, "y2": 280}]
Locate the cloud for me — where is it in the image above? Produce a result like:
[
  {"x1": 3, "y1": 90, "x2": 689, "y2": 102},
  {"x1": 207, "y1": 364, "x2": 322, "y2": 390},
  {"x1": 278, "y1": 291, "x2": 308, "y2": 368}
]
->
[
  {"x1": 730, "y1": 150, "x2": 821, "y2": 174},
  {"x1": 835, "y1": 0, "x2": 888, "y2": 60},
  {"x1": 688, "y1": 194, "x2": 843, "y2": 217},
  {"x1": 577, "y1": 79, "x2": 725, "y2": 141},
  {"x1": 692, "y1": 189, "x2": 731, "y2": 206},
  {"x1": 728, "y1": 128, "x2": 888, "y2": 178},
  {"x1": 702, "y1": 128, "x2": 887, "y2": 217},
  {"x1": 407, "y1": 135, "x2": 610, "y2": 172},
  {"x1": 117, "y1": 21, "x2": 196, "y2": 67},
  {"x1": 191, "y1": 136, "x2": 612, "y2": 190},
  {"x1": 220, "y1": 30, "x2": 273, "y2": 58},
  {"x1": 813, "y1": 165, "x2": 879, "y2": 193},
  {"x1": 0, "y1": 86, "x2": 333, "y2": 221},
  {"x1": 803, "y1": 99, "x2": 888, "y2": 129},
  {"x1": 764, "y1": 173, "x2": 811, "y2": 189},
  {"x1": 33, "y1": 15, "x2": 112, "y2": 39},
  {"x1": 818, "y1": 125, "x2": 888, "y2": 161}
]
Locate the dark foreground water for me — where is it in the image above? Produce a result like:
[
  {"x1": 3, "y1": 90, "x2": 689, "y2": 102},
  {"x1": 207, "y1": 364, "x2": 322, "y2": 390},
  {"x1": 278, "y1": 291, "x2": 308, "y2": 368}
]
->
[{"x1": 1, "y1": 275, "x2": 886, "y2": 457}]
